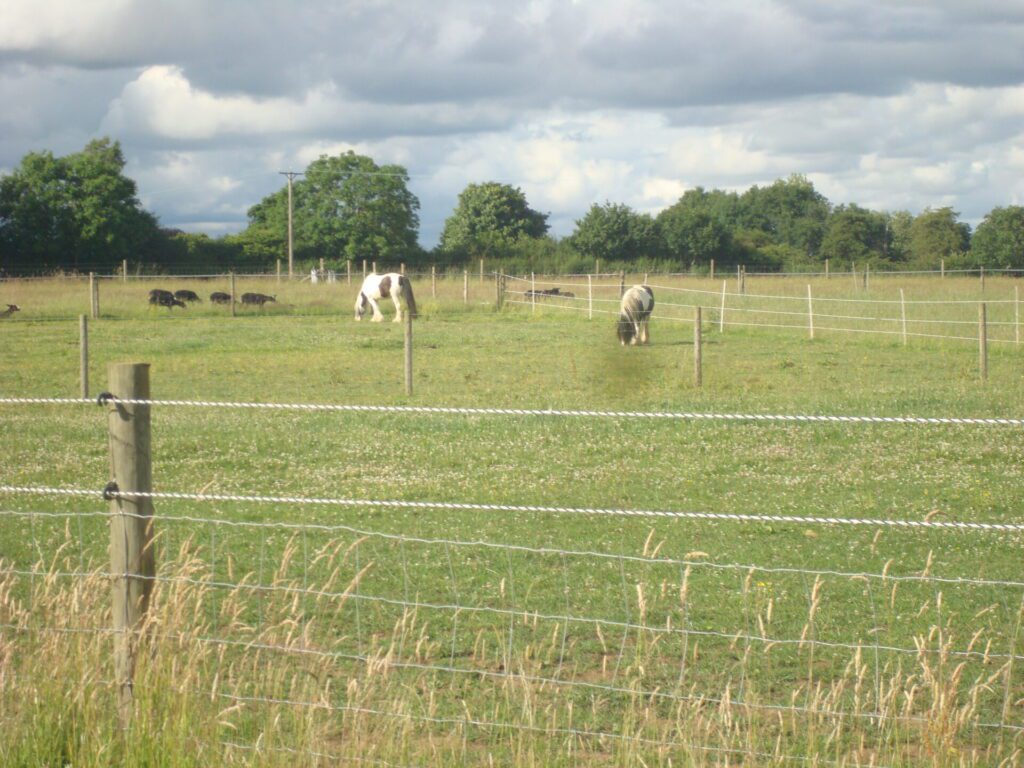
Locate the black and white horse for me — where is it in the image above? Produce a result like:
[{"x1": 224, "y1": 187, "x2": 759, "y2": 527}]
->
[
  {"x1": 354, "y1": 273, "x2": 418, "y2": 322},
  {"x1": 617, "y1": 285, "x2": 655, "y2": 345}
]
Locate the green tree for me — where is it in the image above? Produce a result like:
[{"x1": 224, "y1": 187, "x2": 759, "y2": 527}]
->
[
  {"x1": 242, "y1": 151, "x2": 420, "y2": 265},
  {"x1": 970, "y1": 206, "x2": 1024, "y2": 268},
  {"x1": 569, "y1": 202, "x2": 661, "y2": 264},
  {"x1": 820, "y1": 204, "x2": 889, "y2": 265},
  {"x1": 0, "y1": 138, "x2": 160, "y2": 273},
  {"x1": 737, "y1": 174, "x2": 830, "y2": 259},
  {"x1": 439, "y1": 182, "x2": 548, "y2": 259},
  {"x1": 909, "y1": 207, "x2": 970, "y2": 267},
  {"x1": 886, "y1": 211, "x2": 914, "y2": 262},
  {"x1": 657, "y1": 188, "x2": 735, "y2": 266}
]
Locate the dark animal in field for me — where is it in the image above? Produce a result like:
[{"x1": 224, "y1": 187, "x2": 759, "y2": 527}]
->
[
  {"x1": 526, "y1": 287, "x2": 575, "y2": 299},
  {"x1": 174, "y1": 290, "x2": 201, "y2": 303},
  {"x1": 241, "y1": 292, "x2": 276, "y2": 307},
  {"x1": 355, "y1": 273, "x2": 417, "y2": 322},
  {"x1": 617, "y1": 285, "x2": 654, "y2": 346},
  {"x1": 0, "y1": 304, "x2": 20, "y2": 318},
  {"x1": 209, "y1": 292, "x2": 232, "y2": 304},
  {"x1": 148, "y1": 289, "x2": 186, "y2": 309}
]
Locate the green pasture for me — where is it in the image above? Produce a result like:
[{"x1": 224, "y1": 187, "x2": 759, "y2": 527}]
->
[{"x1": 0, "y1": 274, "x2": 1022, "y2": 766}]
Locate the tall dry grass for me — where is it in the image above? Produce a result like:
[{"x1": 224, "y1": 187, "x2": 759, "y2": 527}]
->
[{"x1": 1, "y1": 526, "x2": 1020, "y2": 767}]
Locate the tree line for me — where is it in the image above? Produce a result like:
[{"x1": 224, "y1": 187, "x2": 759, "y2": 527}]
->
[{"x1": 2, "y1": 139, "x2": 1023, "y2": 276}]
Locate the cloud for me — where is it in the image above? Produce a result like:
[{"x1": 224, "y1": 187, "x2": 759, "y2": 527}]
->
[{"x1": 3, "y1": 1, "x2": 1024, "y2": 244}]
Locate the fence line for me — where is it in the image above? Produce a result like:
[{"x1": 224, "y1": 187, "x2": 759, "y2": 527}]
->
[
  {"x1": 2, "y1": 395, "x2": 1021, "y2": 425},
  {"x1": 6, "y1": 507, "x2": 1021, "y2": 588},
  {"x1": 4, "y1": 484, "x2": 1023, "y2": 531}
]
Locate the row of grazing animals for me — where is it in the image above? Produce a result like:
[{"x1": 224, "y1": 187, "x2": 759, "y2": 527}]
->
[{"x1": 147, "y1": 289, "x2": 276, "y2": 309}]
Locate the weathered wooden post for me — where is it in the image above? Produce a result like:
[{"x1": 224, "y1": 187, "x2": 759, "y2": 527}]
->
[
  {"x1": 105, "y1": 362, "x2": 156, "y2": 724},
  {"x1": 864, "y1": 263, "x2": 870, "y2": 291},
  {"x1": 807, "y1": 284, "x2": 814, "y2": 340},
  {"x1": 79, "y1": 315, "x2": 89, "y2": 398},
  {"x1": 347, "y1": 259, "x2": 352, "y2": 285},
  {"x1": 362, "y1": 259, "x2": 367, "y2": 278},
  {"x1": 495, "y1": 273, "x2": 505, "y2": 309},
  {"x1": 400, "y1": 262, "x2": 406, "y2": 275},
  {"x1": 89, "y1": 272, "x2": 99, "y2": 319},
  {"x1": 900, "y1": 288, "x2": 908, "y2": 346},
  {"x1": 480, "y1": 258, "x2": 484, "y2": 284},
  {"x1": 719, "y1": 280, "x2": 727, "y2": 332},
  {"x1": 940, "y1": 259, "x2": 945, "y2": 279},
  {"x1": 740, "y1": 265, "x2": 746, "y2": 295},
  {"x1": 643, "y1": 271, "x2": 649, "y2": 285},
  {"x1": 587, "y1": 274, "x2": 593, "y2": 319},
  {"x1": 709, "y1": 259, "x2": 715, "y2": 281},
  {"x1": 694, "y1": 305, "x2": 703, "y2": 388},
  {"x1": 619, "y1": 271, "x2": 626, "y2": 298},
  {"x1": 825, "y1": 258, "x2": 829, "y2": 279},
  {"x1": 1015, "y1": 285, "x2": 1020, "y2": 346},
  {"x1": 980, "y1": 265, "x2": 985, "y2": 293},
  {"x1": 276, "y1": 259, "x2": 281, "y2": 284},
  {"x1": 372, "y1": 261, "x2": 378, "y2": 275},
  {"x1": 122, "y1": 259, "x2": 128, "y2": 283},
  {"x1": 595, "y1": 259, "x2": 600, "y2": 276},
  {"x1": 431, "y1": 265, "x2": 437, "y2": 298},
  {"x1": 229, "y1": 272, "x2": 236, "y2": 318},
  {"x1": 319, "y1": 257, "x2": 325, "y2": 278},
  {"x1": 404, "y1": 310, "x2": 413, "y2": 396},
  {"x1": 979, "y1": 303, "x2": 988, "y2": 381},
  {"x1": 531, "y1": 272, "x2": 536, "y2": 313},
  {"x1": 463, "y1": 269, "x2": 469, "y2": 305}
]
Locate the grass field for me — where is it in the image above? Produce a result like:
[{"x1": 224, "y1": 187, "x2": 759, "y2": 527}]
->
[{"x1": 1, "y1": 273, "x2": 1022, "y2": 766}]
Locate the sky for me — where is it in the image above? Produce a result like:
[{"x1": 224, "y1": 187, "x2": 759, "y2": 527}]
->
[{"x1": 2, "y1": 0, "x2": 1024, "y2": 248}]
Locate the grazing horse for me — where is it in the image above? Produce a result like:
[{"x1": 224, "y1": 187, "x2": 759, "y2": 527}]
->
[
  {"x1": 1, "y1": 304, "x2": 20, "y2": 318},
  {"x1": 354, "y1": 272, "x2": 417, "y2": 322},
  {"x1": 617, "y1": 285, "x2": 655, "y2": 346}
]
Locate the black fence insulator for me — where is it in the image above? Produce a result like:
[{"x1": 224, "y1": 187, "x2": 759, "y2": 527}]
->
[
  {"x1": 102, "y1": 481, "x2": 120, "y2": 500},
  {"x1": 96, "y1": 391, "x2": 116, "y2": 406}
]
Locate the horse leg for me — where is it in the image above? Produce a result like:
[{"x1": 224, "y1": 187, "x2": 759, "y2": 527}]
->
[
  {"x1": 640, "y1": 319, "x2": 649, "y2": 344},
  {"x1": 392, "y1": 292, "x2": 402, "y2": 323},
  {"x1": 369, "y1": 296, "x2": 385, "y2": 322}
]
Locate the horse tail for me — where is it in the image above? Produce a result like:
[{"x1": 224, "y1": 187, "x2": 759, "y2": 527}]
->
[{"x1": 400, "y1": 275, "x2": 418, "y2": 318}]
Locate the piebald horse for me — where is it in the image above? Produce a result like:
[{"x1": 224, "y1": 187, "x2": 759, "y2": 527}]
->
[
  {"x1": 354, "y1": 272, "x2": 418, "y2": 322},
  {"x1": 617, "y1": 285, "x2": 655, "y2": 345}
]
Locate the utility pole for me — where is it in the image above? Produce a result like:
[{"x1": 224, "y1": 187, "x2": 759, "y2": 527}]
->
[{"x1": 279, "y1": 171, "x2": 303, "y2": 279}]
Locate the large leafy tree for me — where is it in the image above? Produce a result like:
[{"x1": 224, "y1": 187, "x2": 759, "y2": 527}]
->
[
  {"x1": 908, "y1": 207, "x2": 970, "y2": 266},
  {"x1": 243, "y1": 151, "x2": 420, "y2": 264},
  {"x1": 0, "y1": 138, "x2": 160, "y2": 273},
  {"x1": 820, "y1": 204, "x2": 890, "y2": 265},
  {"x1": 439, "y1": 182, "x2": 548, "y2": 258},
  {"x1": 971, "y1": 206, "x2": 1024, "y2": 268},
  {"x1": 657, "y1": 188, "x2": 736, "y2": 266},
  {"x1": 570, "y1": 202, "x2": 661, "y2": 263},
  {"x1": 738, "y1": 174, "x2": 830, "y2": 259}
]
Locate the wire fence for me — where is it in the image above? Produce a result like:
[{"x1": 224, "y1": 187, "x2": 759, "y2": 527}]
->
[{"x1": 2, "y1": 392, "x2": 1023, "y2": 764}]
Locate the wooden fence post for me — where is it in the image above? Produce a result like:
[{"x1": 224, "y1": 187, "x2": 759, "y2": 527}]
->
[
  {"x1": 400, "y1": 262, "x2": 405, "y2": 275},
  {"x1": 980, "y1": 266, "x2": 985, "y2": 293},
  {"x1": 900, "y1": 288, "x2": 907, "y2": 346},
  {"x1": 362, "y1": 259, "x2": 367, "y2": 279},
  {"x1": 807, "y1": 284, "x2": 814, "y2": 340},
  {"x1": 979, "y1": 303, "x2": 988, "y2": 381},
  {"x1": 595, "y1": 259, "x2": 600, "y2": 276},
  {"x1": 587, "y1": 274, "x2": 593, "y2": 320},
  {"x1": 276, "y1": 259, "x2": 281, "y2": 284},
  {"x1": 740, "y1": 266, "x2": 746, "y2": 295},
  {"x1": 404, "y1": 310, "x2": 413, "y2": 396},
  {"x1": 531, "y1": 272, "x2": 536, "y2": 313},
  {"x1": 89, "y1": 272, "x2": 99, "y2": 319},
  {"x1": 320, "y1": 258, "x2": 325, "y2": 278},
  {"x1": 372, "y1": 261, "x2": 378, "y2": 275},
  {"x1": 864, "y1": 263, "x2": 870, "y2": 291},
  {"x1": 79, "y1": 315, "x2": 89, "y2": 398},
  {"x1": 825, "y1": 258, "x2": 829, "y2": 279},
  {"x1": 1015, "y1": 285, "x2": 1020, "y2": 346},
  {"x1": 463, "y1": 269, "x2": 469, "y2": 304},
  {"x1": 719, "y1": 280, "x2": 727, "y2": 332},
  {"x1": 619, "y1": 271, "x2": 626, "y2": 298},
  {"x1": 940, "y1": 259, "x2": 945, "y2": 279},
  {"x1": 105, "y1": 362, "x2": 156, "y2": 725},
  {"x1": 694, "y1": 305, "x2": 702, "y2": 387},
  {"x1": 709, "y1": 259, "x2": 715, "y2": 281},
  {"x1": 122, "y1": 259, "x2": 128, "y2": 283},
  {"x1": 495, "y1": 273, "x2": 505, "y2": 309},
  {"x1": 230, "y1": 272, "x2": 236, "y2": 318},
  {"x1": 480, "y1": 258, "x2": 484, "y2": 284},
  {"x1": 852, "y1": 261, "x2": 857, "y2": 290},
  {"x1": 347, "y1": 260, "x2": 352, "y2": 285},
  {"x1": 431, "y1": 265, "x2": 437, "y2": 299}
]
